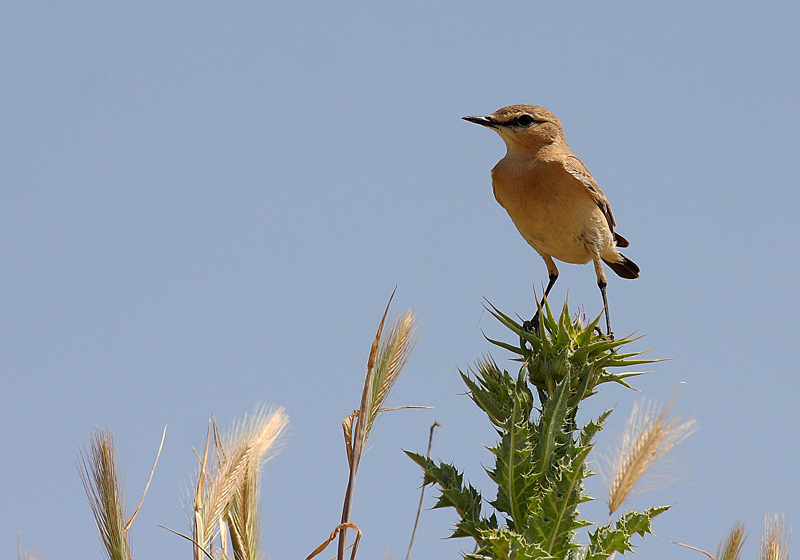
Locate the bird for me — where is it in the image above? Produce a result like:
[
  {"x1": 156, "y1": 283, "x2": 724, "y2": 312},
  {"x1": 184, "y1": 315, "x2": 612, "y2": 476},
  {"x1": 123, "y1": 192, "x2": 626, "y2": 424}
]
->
[{"x1": 463, "y1": 105, "x2": 638, "y2": 339}]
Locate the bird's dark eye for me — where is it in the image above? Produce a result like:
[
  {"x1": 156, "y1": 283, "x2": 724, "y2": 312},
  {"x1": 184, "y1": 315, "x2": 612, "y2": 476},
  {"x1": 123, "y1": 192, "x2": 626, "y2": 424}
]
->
[{"x1": 515, "y1": 114, "x2": 535, "y2": 126}]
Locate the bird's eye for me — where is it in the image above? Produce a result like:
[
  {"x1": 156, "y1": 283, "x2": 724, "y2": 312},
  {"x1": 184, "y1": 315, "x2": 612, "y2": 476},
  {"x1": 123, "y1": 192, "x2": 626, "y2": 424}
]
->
[{"x1": 515, "y1": 114, "x2": 535, "y2": 126}]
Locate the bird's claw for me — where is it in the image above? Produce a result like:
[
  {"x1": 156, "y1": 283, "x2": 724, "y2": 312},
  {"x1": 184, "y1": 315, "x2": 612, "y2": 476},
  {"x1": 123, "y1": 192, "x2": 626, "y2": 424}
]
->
[{"x1": 523, "y1": 316, "x2": 539, "y2": 333}]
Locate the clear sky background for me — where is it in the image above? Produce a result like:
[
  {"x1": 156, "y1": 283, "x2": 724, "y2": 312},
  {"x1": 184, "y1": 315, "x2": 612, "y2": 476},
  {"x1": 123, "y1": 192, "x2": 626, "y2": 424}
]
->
[{"x1": 3, "y1": 2, "x2": 799, "y2": 559}]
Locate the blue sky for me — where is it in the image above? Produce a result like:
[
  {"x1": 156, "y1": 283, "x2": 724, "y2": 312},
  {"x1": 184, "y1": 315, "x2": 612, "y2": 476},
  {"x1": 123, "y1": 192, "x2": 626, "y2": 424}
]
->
[{"x1": 2, "y1": 2, "x2": 799, "y2": 559}]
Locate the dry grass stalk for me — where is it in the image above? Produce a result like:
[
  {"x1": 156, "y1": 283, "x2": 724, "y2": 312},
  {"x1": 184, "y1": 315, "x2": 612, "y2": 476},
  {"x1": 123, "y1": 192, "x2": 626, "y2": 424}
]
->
[
  {"x1": 125, "y1": 425, "x2": 167, "y2": 532},
  {"x1": 337, "y1": 293, "x2": 394, "y2": 560},
  {"x1": 225, "y1": 406, "x2": 290, "y2": 560},
  {"x1": 671, "y1": 542, "x2": 715, "y2": 560},
  {"x1": 717, "y1": 522, "x2": 747, "y2": 560},
  {"x1": 343, "y1": 404, "x2": 432, "y2": 467},
  {"x1": 601, "y1": 389, "x2": 697, "y2": 514},
  {"x1": 18, "y1": 537, "x2": 46, "y2": 560},
  {"x1": 343, "y1": 309, "x2": 420, "y2": 466},
  {"x1": 672, "y1": 521, "x2": 751, "y2": 560},
  {"x1": 365, "y1": 310, "x2": 419, "y2": 439},
  {"x1": 193, "y1": 422, "x2": 252, "y2": 560},
  {"x1": 305, "y1": 522, "x2": 362, "y2": 560},
  {"x1": 760, "y1": 513, "x2": 790, "y2": 560},
  {"x1": 187, "y1": 407, "x2": 288, "y2": 560},
  {"x1": 338, "y1": 292, "x2": 420, "y2": 560},
  {"x1": 78, "y1": 428, "x2": 131, "y2": 560}
]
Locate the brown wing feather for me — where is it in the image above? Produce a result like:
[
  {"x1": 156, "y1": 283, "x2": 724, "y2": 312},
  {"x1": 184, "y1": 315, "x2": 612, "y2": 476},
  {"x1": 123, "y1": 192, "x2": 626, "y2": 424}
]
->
[{"x1": 563, "y1": 155, "x2": 629, "y2": 247}]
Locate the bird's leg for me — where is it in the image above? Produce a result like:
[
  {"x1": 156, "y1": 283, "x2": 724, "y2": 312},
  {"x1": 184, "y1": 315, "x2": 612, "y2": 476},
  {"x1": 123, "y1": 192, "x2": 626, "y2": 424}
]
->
[
  {"x1": 594, "y1": 258, "x2": 614, "y2": 340},
  {"x1": 598, "y1": 279, "x2": 613, "y2": 340},
  {"x1": 528, "y1": 273, "x2": 558, "y2": 329},
  {"x1": 524, "y1": 256, "x2": 559, "y2": 333}
]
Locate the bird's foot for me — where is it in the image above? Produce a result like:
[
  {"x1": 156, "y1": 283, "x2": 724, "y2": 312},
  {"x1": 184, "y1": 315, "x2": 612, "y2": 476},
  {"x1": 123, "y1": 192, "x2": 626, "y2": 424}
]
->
[
  {"x1": 593, "y1": 326, "x2": 614, "y2": 341},
  {"x1": 523, "y1": 315, "x2": 539, "y2": 333}
]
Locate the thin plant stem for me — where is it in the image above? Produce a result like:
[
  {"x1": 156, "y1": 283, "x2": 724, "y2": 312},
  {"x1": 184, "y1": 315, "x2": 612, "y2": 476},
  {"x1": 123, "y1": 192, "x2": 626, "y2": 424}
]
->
[
  {"x1": 125, "y1": 425, "x2": 167, "y2": 532},
  {"x1": 672, "y1": 541, "x2": 716, "y2": 559},
  {"x1": 405, "y1": 421, "x2": 440, "y2": 560},
  {"x1": 337, "y1": 289, "x2": 395, "y2": 560}
]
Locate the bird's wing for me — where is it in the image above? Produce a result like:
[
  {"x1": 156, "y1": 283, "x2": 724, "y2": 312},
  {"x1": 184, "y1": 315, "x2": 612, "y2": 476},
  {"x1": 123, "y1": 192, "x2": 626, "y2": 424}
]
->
[{"x1": 563, "y1": 155, "x2": 628, "y2": 247}]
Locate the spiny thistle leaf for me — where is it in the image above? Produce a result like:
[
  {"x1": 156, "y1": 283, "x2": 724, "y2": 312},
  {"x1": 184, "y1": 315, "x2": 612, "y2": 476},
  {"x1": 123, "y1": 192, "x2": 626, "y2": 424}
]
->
[
  {"x1": 483, "y1": 334, "x2": 524, "y2": 356},
  {"x1": 463, "y1": 358, "x2": 535, "y2": 428},
  {"x1": 484, "y1": 373, "x2": 538, "y2": 530},
  {"x1": 618, "y1": 505, "x2": 672, "y2": 536},
  {"x1": 586, "y1": 505, "x2": 671, "y2": 559},
  {"x1": 485, "y1": 297, "x2": 659, "y2": 401},
  {"x1": 534, "y1": 372, "x2": 571, "y2": 477},
  {"x1": 555, "y1": 299, "x2": 571, "y2": 347},
  {"x1": 483, "y1": 302, "x2": 543, "y2": 354},
  {"x1": 525, "y1": 436, "x2": 595, "y2": 557},
  {"x1": 575, "y1": 310, "x2": 604, "y2": 346},
  {"x1": 580, "y1": 409, "x2": 613, "y2": 448},
  {"x1": 404, "y1": 451, "x2": 493, "y2": 539},
  {"x1": 467, "y1": 528, "x2": 553, "y2": 560}
]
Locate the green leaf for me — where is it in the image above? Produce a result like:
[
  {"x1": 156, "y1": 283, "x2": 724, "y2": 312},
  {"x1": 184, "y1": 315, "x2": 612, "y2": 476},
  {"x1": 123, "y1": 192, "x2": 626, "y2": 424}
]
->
[
  {"x1": 576, "y1": 310, "x2": 604, "y2": 346},
  {"x1": 469, "y1": 528, "x2": 554, "y2": 560},
  {"x1": 486, "y1": 372, "x2": 538, "y2": 530},
  {"x1": 617, "y1": 505, "x2": 671, "y2": 537},
  {"x1": 534, "y1": 372, "x2": 571, "y2": 477},
  {"x1": 555, "y1": 299, "x2": 572, "y2": 346},
  {"x1": 585, "y1": 505, "x2": 671, "y2": 559},
  {"x1": 484, "y1": 335, "x2": 525, "y2": 356},
  {"x1": 526, "y1": 444, "x2": 593, "y2": 557},
  {"x1": 461, "y1": 371, "x2": 506, "y2": 428},
  {"x1": 465, "y1": 359, "x2": 535, "y2": 428},
  {"x1": 579, "y1": 409, "x2": 613, "y2": 447}
]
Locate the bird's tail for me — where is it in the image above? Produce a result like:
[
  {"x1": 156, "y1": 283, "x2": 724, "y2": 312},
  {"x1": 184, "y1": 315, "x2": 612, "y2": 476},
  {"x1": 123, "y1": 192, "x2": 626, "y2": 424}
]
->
[
  {"x1": 603, "y1": 253, "x2": 640, "y2": 279},
  {"x1": 614, "y1": 231, "x2": 630, "y2": 248}
]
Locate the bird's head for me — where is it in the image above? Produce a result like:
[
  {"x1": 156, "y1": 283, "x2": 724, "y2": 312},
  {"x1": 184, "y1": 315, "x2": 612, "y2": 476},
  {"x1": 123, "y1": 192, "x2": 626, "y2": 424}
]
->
[{"x1": 463, "y1": 105, "x2": 564, "y2": 151}]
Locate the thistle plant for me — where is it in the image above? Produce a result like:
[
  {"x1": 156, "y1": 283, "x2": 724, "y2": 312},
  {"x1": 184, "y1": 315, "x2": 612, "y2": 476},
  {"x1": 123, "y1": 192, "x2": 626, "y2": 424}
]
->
[{"x1": 407, "y1": 298, "x2": 669, "y2": 559}]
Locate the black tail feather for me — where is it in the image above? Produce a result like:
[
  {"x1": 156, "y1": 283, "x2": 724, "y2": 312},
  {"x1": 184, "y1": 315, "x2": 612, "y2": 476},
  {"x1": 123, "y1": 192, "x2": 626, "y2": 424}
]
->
[{"x1": 604, "y1": 254, "x2": 640, "y2": 279}]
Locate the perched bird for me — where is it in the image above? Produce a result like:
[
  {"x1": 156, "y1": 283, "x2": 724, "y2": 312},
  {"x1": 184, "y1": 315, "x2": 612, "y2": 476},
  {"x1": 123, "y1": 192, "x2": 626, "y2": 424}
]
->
[{"x1": 463, "y1": 105, "x2": 638, "y2": 338}]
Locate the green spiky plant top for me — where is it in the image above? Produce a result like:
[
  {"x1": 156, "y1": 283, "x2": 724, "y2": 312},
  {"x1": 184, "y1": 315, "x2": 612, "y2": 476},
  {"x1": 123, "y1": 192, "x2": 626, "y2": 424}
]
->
[
  {"x1": 486, "y1": 298, "x2": 655, "y2": 405},
  {"x1": 407, "y1": 298, "x2": 668, "y2": 560}
]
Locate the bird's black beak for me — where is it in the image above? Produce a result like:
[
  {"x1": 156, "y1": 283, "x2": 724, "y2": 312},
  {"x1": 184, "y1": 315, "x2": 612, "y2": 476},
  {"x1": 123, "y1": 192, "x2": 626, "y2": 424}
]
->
[{"x1": 462, "y1": 115, "x2": 498, "y2": 129}]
